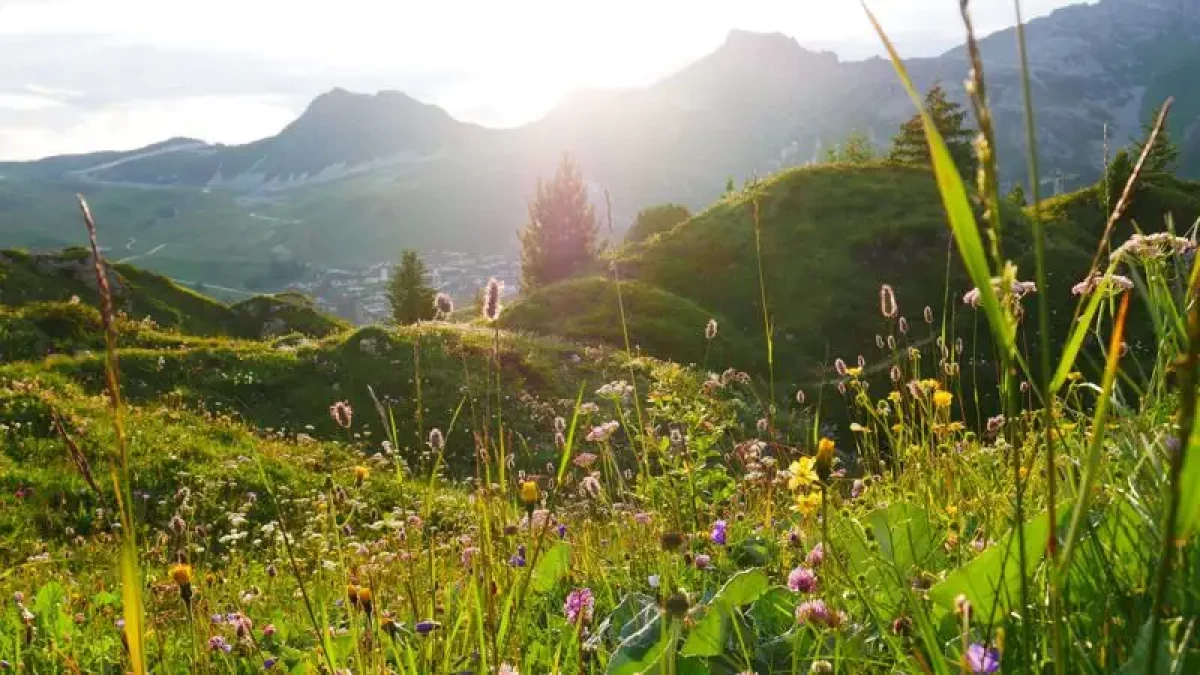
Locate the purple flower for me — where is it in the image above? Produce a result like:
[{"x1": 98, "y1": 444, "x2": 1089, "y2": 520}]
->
[
  {"x1": 805, "y1": 543, "x2": 825, "y2": 567},
  {"x1": 795, "y1": 599, "x2": 830, "y2": 626},
  {"x1": 965, "y1": 643, "x2": 1000, "y2": 673},
  {"x1": 710, "y1": 520, "x2": 728, "y2": 546},
  {"x1": 557, "y1": 523, "x2": 567, "y2": 539},
  {"x1": 564, "y1": 588, "x2": 595, "y2": 624},
  {"x1": 210, "y1": 613, "x2": 225, "y2": 625},
  {"x1": 851, "y1": 479, "x2": 864, "y2": 499},
  {"x1": 787, "y1": 566, "x2": 818, "y2": 593},
  {"x1": 695, "y1": 554, "x2": 712, "y2": 570},
  {"x1": 414, "y1": 620, "x2": 439, "y2": 636},
  {"x1": 262, "y1": 624, "x2": 277, "y2": 638},
  {"x1": 264, "y1": 657, "x2": 278, "y2": 670},
  {"x1": 207, "y1": 635, "x2": 232, "y2": 653},
  {"x1": 509, "y1": 545, "x2": 527, "y2": 568}
]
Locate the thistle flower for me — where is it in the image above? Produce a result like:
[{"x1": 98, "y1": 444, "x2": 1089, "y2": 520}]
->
[
  {"x1": 879, "y1": 284, "x2": 898, "y2": 318},
  {"x1": 923, "y1": 306, "x2": 934, "y2": 323},
  {"x1": 705, "y1": 318, "x2": 718, "y2": 340},
  {"x1": 564, "y1": 588, "x2": 595, "y2": 624},
  {"x1": 428, "y1": 428, "x2": 444, "y2": 452},
  {"x1": 787, "y1": 566, "x2": 818, "y2": 593},
  {"x1": 965, "y1": 643, "x2": 1000, "y2": 673},
  {"x1": 710, "y1": 519, "x2": 728, "y2": 545},
  {"x1": 207, "y1": 635, "x2": 232, "y2": 653},
  {"x1": 433, "y1": 292, "x2": 454, "y2": 318},
  {"x1": 805, "y1": 543, "x2": 826, "y2": 567},
  {"x1": 795, "y1": 599, "x2": 831, "y2": 626},
  {"x1": 482, "y1": 277, "x2": 503, "y2": 321},
  {"x1": 329, "y1": 401, "x2": 353, "y2": 429},
  {"x1": 694, "y1": 554, "x2": 712, "y2": 570}
]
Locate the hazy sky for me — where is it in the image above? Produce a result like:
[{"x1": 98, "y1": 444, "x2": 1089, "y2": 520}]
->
[{"x1": 0, "y1": 0, "x2": 1087, "y2": 160}]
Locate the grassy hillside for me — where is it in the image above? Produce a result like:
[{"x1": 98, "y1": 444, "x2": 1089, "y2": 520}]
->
[
  {"x1": 500, "y1": 276, "x2": 763, "y2": 373},
  {"x1": 0, "y1": 248, "x2": 347, "y2": 339}
]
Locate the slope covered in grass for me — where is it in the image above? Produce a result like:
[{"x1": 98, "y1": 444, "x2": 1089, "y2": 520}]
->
[
  {"x1": 0, "y1": 249, "x2": 347, "y2": 339},
  {"x1": 499, "y1": 276, "x2": 763, "y2": 372}
]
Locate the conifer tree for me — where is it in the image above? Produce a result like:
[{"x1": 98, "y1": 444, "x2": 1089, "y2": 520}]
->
[
  {"x1": 626, "y1": 203, "x2": 691, "y2": 243},
  {"x1": 388, "y1": 249, "x2": 436, "y2": 325},
  {"x1": 1131, "y1": 104, "x2": 1180, "y2": 175},
  {"x1": 518, "y1": 154, "x2": 598, "y2": 291},
  {"x1": 889, "y1": 83, "x2": 976, "y2": 179}
]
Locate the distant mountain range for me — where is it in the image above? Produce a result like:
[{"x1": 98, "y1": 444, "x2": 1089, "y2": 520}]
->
[{"x1": 0, "y1": 0, "x2": 1196, "y2": 291}]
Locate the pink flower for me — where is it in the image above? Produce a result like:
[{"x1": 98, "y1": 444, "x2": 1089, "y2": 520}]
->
[
  {"x1": 787, "y1": 566, "x2": 818, "y2": 593},
  {"x1": 564, "y1": 588, "x2": 594, "y2": 624},
  {"x1": 805, "y1": 543, "x2": 826, "y2": 567}
]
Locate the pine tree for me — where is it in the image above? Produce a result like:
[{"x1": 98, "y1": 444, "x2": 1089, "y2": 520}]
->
[
  {"x1": 826, "y1": 130, "x2": 878, "y2": 164},
  {"x1": 889, "y1": 84, "x2": 976, "y2": 179},
  {"x1": 518, "y1": 154, "x2": 598, "y2": 291},
  {"x1": 1007, "y1": 182, "x2": 1027, "y2": 207},
  {"x1": 388, "y1": 249, "x2": 436, "y2": 325},
  {"x1": 1131, "y1": 104, "x2": 1180, "y2": 175}
]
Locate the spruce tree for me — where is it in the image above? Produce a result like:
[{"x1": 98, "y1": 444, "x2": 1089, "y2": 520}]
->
[
  {"x1": 889, "y1": 83, "x2": 976, "y2": 179},
  {"x1": 1131, "y1": 104, "x2": 1180, "y2": 175},
  {"x1": 518, "y1": 154, "x2": 598, "y2": 291},
  {"x1": 388, "y1": 249, "x2": 436, "y2": 325}
]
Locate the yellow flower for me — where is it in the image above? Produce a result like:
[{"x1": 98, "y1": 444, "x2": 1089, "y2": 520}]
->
[
  {"x1": 1066, "y1": 371, "x2": 1083, "y2": 382},
  {"x1": 933, "y1": 390, "x2": 953, "y2": 409},
  {"x1": 793, "y1": 491, "x2": 822, "y2": 516},
  {"x1": 920, "y1": 378, "x2": 940, "y2": 391},
  {"x1": 519, "y1": 480, "x2": 540, "y2": 505},
  {"x1": 1019, "y1": 466, "x2": 1029, "y2": 480},
  {"x1": 892, "y1": 423, "x2": 904, "y2": 433},
  {"x1": 788, "y1": 457, "x2": 818, "y2": 491},
  {"x1": 354, "y1": 465, "x2": 370, "y2": 484},
  {"x1": 888, "y1": 391, "x2": 903, "y2": 403},
  {"x1": 845, "y1": 366, "x2": 863, "y2": 378},
  {"x1": 169, "y1": 563, "x2": 193, "y2": 586},
  {"x1": 946, "y1": 505, "x2": 958, "y2": 517},
  {"x1": 816, "y1": 438, "x2": 836, "y2": 464}
]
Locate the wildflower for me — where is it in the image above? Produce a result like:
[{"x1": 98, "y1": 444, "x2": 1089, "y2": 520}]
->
[
  {"x1": 933, "y1": 390, "x2": 953, "y2": 409},
  {"x1": 354, "y1": 465, "x2": 369, "y2": 486},
  {"x1": 880, "y1": 284, "x2": 898, "y2": 318},
  {"x1": 795, "y1": 599, "x2": 831, "y2": 626},
  {"x1": 1071, "y1": 272, "x2": 1134, "y2": 297},
  {"x1": 705, "y1": 318, "x2": 718, "y2": 340},
  {"x1": 586, "y1": 420, "x2": 620, "y2": 443},
  {"x1": 554, "y1": 416, "x2": 566, "y2": 433},
  {"x1": 634, "y1": 511, "x2": 652, "y2": 525},
  {"x1": 557, "y1": 523, "x2": 567, "y2": 539},
  {"x1": 795, "y1": 389, "x2": 806, "y2": 405},
  {"x1": 169, "y1": 563, "x2": 194, "y2": 606},
  {"x1": 963, "y1": 277, "x2": 1038, "y2": 307},
  {"x1": 329, "y1": 401, "x2": 353, "y2": 429},
  {"x1": 1110, "y1": 232, "x2": 1194, "y2": 262},
  {"x1": 787, "y1": 566, "x2": 818, "y2": 593},
  {"x1": 519, "y1": 480, "x2": 540, "y2": 506},
  {"x1": 695, "y1": 554, "x2": 712, "y2": 570},
  {"x1": 851, "y1": 479, "x2": 865, "y2": 499},
  {"x1": 793, "y1": 492, "x2": 822, "y2": 516},
  {"x1": 433, "y1": 292, "x2": 454, "y2": 317},
  {"x1": 648, "y1": 574, "x2": 660, "y2": 588},
  {"x1": 509, "y1": 545, "x2": 527, "y2": 568},
  {"x1": 262, "y1": 624, "x2": 277, "y2": 638},
  {"x1": 711, "y1": 520, "x2": 728, "y2": 545},
  {"x1": 788, "y1": 457, "x2": 817, "y2": 491},
  {"x1": 805, "y1": 543, "x2": 826, "y2": 567},
  {"x1": 898, "y1": 316, "x2": 909, "y2": 334},
  {"x1": 849, "y1": 422, "x2": 870, "y2": 434},
  {"x1": 499, "y1": 664, "x2": 520, "y2": 675},
  {"x1": 169, "y1": 514, "x2": 187, "y2": 534},
  {"x1": 965, "y1": 643, "x2": 1000, "y2": 673},
  {"x1": 579, "y1": 474, "x2": 602, "y2": 498},
  {"x1": 564, "y1": 588, "x2": 595, "y2": 624},
  {"x1": 810, "y1": 661, "x2": 833, "y2": 674},
  {"x1": 845, "y1": 366, "x2": 863, "y2": 378},
  {"x1": 482, "y1": 277, "x2": 504, "y2": 321},
  {"x1": 833, "y1": 358, "x2": 848, "y2": 377},
  {"x1": 572, "y1": 452, "x2": 598, "y2": 468},
  {"x1": 414, "y1": 620, "x2": 440, "y2": 636},
  {"x1": 207, "y1": 635, "x2": 232, "y2": 653},
  {"x1": 264, "y1": 658, "x2": 278, "y2": 670},
  {"x1": 428, "y1": 428, "x2": 444, "y2": 451}
]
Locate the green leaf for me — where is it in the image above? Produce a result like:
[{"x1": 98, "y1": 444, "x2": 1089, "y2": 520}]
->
[
  {"x1": 680, "y1": 604, "x2": 725, "y2": 658},
  {"x1": 730, "y1": 536, "x2": 772, "y2": 567},
  {"x1": 930, "y1": 505, "x2": 1069, "y2": 621},
  {"x1": 606, "y1": 614, "x2": 672, "y2": 675},
  {"x1": 1114, "y1": 619, "x2": 1172, "y2": 675},
  {"x1": 866, "y1": 502, "x2": 934, "y2": 573},
  {"x1": 748, "y1": 587, "x2": 795, "y2": 639},
  {"x1": 1177, "y1": 414, "x2": 1200, "y2": 540},
  {"x1": 864, "y1": 5, "x2": 1013, "y2": 354},
  {"x1": 530, "y1": 541, "x2": 570, "y2": 594},
  {"x1": 713, "y1": 568, "x2": 770, "y2": 607}
]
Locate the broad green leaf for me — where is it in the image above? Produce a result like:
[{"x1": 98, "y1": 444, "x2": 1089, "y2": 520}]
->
[
  {"x1": 748, "y1": 587, "x2": 795, "y2": 639},
  {"x1": 676, "y1": 656, "x2": 713, "y2": 675},
  {"x1": 1114, "y1": 619, "x2": 1172, "y2": 675},
  {"x1": 864, "y1": 5, "x2": 1012, "y2": 354},
  {"x1": 606, "y1": 614, "x2": 671, "y2": 675},
  {"x1": 680, "y1": 604, "x2": 725, "y2": 658},
  {"x1": 866, "y1": 502, "x2": 934, "y2": 573},
  {"x1": 713, "y1": 568, "x2": 770, "y2": 607},
  {"x1": 930, "y1": 505, "x2": 1070, "y2": 621},
  {"x1": 530, "y1": 541, "x2": 570, "y2": 594},
  {"x1": 730, "y1": 536, "x2": 772, "y2": 567}
]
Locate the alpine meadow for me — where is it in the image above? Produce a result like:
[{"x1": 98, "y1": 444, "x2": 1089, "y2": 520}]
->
[{"x1": 3, "y1": 1, "x2": 1200, "y2": 674}]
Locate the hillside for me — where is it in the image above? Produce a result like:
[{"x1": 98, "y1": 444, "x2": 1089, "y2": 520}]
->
[
  {"x1": 0, "y1": 248, "x2": 347, "y2": 339},
  {"x1": 1, "y1": 0, "x2": 1198, "y2": 293}
]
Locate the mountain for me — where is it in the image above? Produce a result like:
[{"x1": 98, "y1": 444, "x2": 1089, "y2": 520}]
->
[{"x1": 0, "y1": 0, "x2": 1197, "y2": 293}]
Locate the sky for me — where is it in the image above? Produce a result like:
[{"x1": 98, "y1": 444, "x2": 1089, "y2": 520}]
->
[{"x1": 0, "y1": 0, "x2": 1087, "y2": 161}]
